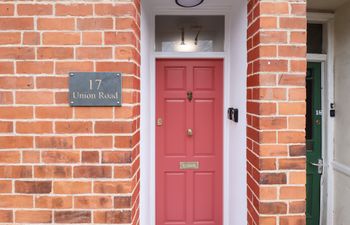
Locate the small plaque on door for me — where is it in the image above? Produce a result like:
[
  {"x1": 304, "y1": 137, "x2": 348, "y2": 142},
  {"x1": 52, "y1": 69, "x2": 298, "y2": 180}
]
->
[
  {"x1": 180, "y1": 161, "x2": 199, "y2": 170},
  {"x1": 69, "y1": 72, "x2": 122, "y2": 107}
]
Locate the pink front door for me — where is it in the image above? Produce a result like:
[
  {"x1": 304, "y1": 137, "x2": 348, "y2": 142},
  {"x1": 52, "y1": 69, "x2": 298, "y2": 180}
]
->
[{"x1": 156, "y1": 59, "x2": 223, "y2": 225}]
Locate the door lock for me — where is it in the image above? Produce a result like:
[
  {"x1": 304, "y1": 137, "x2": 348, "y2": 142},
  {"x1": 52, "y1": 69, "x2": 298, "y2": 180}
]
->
[
  {"x1": 309, "y1": 159, "x2": 323, "y2": 174},
  {"x1": 157, "y1": 118, "x2": 163, "y2": 126},
  {"x1": 187, "y1": 91, "x2": 193, "y2": 102}
]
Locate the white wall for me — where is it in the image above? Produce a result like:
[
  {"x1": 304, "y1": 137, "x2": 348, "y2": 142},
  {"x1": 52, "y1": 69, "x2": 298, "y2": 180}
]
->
[
  {"x1": 334, "y1": 2, "x2": 350, "y2": 224},
  {"x1": 228, "y1": 1, "x2": 247, "y2": 225}
]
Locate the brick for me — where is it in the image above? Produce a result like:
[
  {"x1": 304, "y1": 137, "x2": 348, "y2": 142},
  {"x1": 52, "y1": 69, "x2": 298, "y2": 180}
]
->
[
  {"x1": 16, "y1": 91, "x2": 54, "y2": 104},
  {"x1": 23, "y1": 150, "x2": 40, "y2": 163},
  {"x1": 260, "y1": 187, "x2": 277, "y2": 200},
  {"x1": 0, "y1": 151, "x2": 20, "y2": 163},
  {"x1": 257, "y1": 117, "x2": 287, "y2": 130},
  {"x1": 38, "y1": 47, "x2": 74, "y2": 59},
  {"x1": 0, "y1": 91, "x2": 13, "y2": 104},
  {"x1": 82, "y1": 151, "x2": 99, "y2": 163},
  {"x1": 291, "y1": 3, "x2": 306, "y2": 16},
  {"x1": 289, "y1": 145, "x2": 306, "y2": 157},
  {"x1": 259, "y1": 145, "x2": 288, "y2": 157},
  {"x1": 0, "y1": 4, "x2": 14, "y2": 16},
  {"x1": 0, "y1": 62, "x2": 13, "y2": 74},
  {"x1": 115, "y1": 47, "x2": 138, "y2": 60},
  {"x1": 17, "y1": 4, "x2": 52, "y2": 15},
  {"x1": 23, "y1": 32, "x2": 40, "y2": 45},
  {"x1": 0, "y1": 180, "x2": 12, "y2": 193},
  {"x1": 56, "y1": 121, "x2": 92, "y2": 134},
  {"x1": 280, "y1": 186, "x2": 305, "y2": 199},
  {"x1": 280, "y1": 17, "x2": 306, "y2": 29},
  {"x1": 34, "y1": 166, "x2": 72, "y2": 178},
  {"x1": 0, "y1": 195, "x2": 33, "y2": 208},
  {"x1": 278, "y1": 131, "x2": 305, "y2": 144},
  {"x1": 289, "y1": 88, "x2": 306, "y2": 101},
  {"x1": 75, "y1": 196, "x2": 113, "y2": 209},
  {"x1": 279, "y1": 158, "x2": 306, "y2": 170},
  {"x1": 253, "y1": 88, "x2": 286, "y2": 100},
  {"x1": 0, "y1": 122, "x2": 12, "y2": 133},
  {"x1": 115, "y1": 106, "x2": 138, "y2": 119},
  {"x1": 17, "y1": 61, "x2": 53, "y2": 74},
  {"x1": 55, "y1": 92, "x2": 69, "y2": 104},
  {"x1": 54, "y1": 181, "x2": 91, "y2": 194},
  {"x1": 259, "y1": 17, "x2": 277, "y2": 29},
  {"x1": 36, "y1": 107, "x2": 73, "y2": 119},
  {"x1": 43, "y1": 32, "x2": 80, "y2": 45},
  {"x1": 260, "y1": 31, "x2": 287, "y2": 43},
  {"x1": 291, "y1": 32, "x2": 306, "y2": 44},
  {"x1": 95, "y1": 121, "x2": 134, "y2": 133},
  {"x1": 0, "y1": 166, "x2": 32, "y2": 178},
  {"x1": 15, "y1": 210, "x2": 52, "y2": 223},
  {"x1": 55, "y1": 61, "x2": 93, "y2": 74},
  {"x1": 15, "y1": 181, "x2": 51, "y2": 194},
  {"x1": 82, "y1": 32, "x2": 102, "y2": 45},
  {"x1": 0, "y1": 79, "x2": 30, "y2": 92},
  {"x1": 105, "y1": 32, "x2": 137, "y2": 45},
  {"x1": 56, "y1": 4, "x2": 93, "y2": 16},
  {"x1": 77, "y1": 18, "x2": 113, "y2": 30},
  {"x1": 290, "y1": 201, "x2": 306, "y2": 213},
  {"x1": 288, "y1": 117, "x2": 305, "y2": 130},
  {"x1": 75, "y1": 107, "x2": 113, "y2": 119},
  {"x1": 96, "y1": 62, "x2": 138, "y2": 74},
  {"x1": 0, "y1": 47, "x2": 34, "y2": 59},
  {"x1": 0, "y1": 32, "x2": 21, "y2": 44},
  {"x1": 75, "y1": 136, "x2": 113, "y2": 149},
  {"x1": 114, "y1": 196, "x2": 131, "y2": 208},
  {"x1": 38, "y1": 18, "x2": 75, "y2": 30},
  {"x1": 260, "y1": 173, "x2": 286, "y2": 184},
  {"x1": 260, "y1": 2, "x2": 289, "y2": 14},
  {"x1": 260, "y1": 202, "x2": 287, "y2": 214},
  {"x1": 94, "y1": 181, "x2": 133, "y2": 194},
  {"x1": 279, "y1": 46, "x2": 306, "y2": 58},
  {"x1": 0, "y1": 210, "x2": 13, "y2": 222},
  {"x1": 280, "y1": 216, "x2": 305, "y2": 225},
  {"x1": 94, "y1": 210, "x2": 131, "y2": 224},
  {"x1": 95, "y1": 3, "x2": 136, "y2": 16},
  {"x1": 278, "y1": 74, "x2": 305, "y2": 86},
  {"x1": 35, "y1": 196, "x2": 72, "y2": 209},
  {"x1": 115, "y1": 136, "x2": 134, "y2": 148},
  {"x1": 254, "y1": 60, "x2": 288, "y2": 73},
  {"x1": 36, "y1": 136, "x2": 73, "y2": 149},
  {"x1": 37, "y1": 77, "x2": 68, "y2": 89},
  {"x1": 0, "y1": 18, "x2": 33, "y2": 30},
  {"x1": 102, "y1": 151, "x2": 132, "y2": 163},
  {"x1": 76, "y1": 47, "x2": 113, "y2": 59},
  {"x1": 0, "y1": 136, "x2": 33, "y2": 148},
  {"x1": 114, "y1": 166, "x2": 132, "y2": 178},
  {"x1": 42, "y1": 151, "x2": 79, "y2": 163},
  {"x1": 279, "y1": 102, "x2": 306, "y2": 115},
  {"x1": 54, "y1": 211, "x2": 91, "y2": 224},
  {"x1": 74, "y1": 166, "x2": 112, "y2": 178}
]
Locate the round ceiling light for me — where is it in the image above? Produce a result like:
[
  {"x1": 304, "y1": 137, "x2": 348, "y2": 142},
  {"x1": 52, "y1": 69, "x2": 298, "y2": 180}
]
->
[{"x1": 175, "y1": 0, "x2": 204, "y2": 8}]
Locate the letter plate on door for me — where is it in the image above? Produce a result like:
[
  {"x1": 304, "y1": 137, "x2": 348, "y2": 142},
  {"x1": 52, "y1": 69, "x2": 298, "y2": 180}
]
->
[{"x1": 180, "y1": 161, "x2": 199, "y2": 170}]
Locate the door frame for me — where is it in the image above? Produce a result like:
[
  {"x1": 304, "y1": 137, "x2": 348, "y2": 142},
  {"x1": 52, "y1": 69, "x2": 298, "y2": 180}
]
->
[
  {"x1": 307, "y1": 12, "x2": 335, "y2": 225},
  {"x1": 140, "y1": 4, "x2": 241, "y2": 225}
]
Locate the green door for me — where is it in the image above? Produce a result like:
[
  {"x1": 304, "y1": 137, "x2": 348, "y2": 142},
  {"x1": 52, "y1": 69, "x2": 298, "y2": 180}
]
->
[{"x1": 306, "y1": 62, "x2": 322, "y2": 225}]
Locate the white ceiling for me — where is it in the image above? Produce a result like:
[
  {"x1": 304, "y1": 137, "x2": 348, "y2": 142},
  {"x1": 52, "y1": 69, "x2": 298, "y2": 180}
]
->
[{"x1": 308, "y1": 0, "x2": 350, "y2": 11}]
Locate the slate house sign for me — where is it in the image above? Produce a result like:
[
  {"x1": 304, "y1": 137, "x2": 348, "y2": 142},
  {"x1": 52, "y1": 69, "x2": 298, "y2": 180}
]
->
[{"x1": 69, "y1": 72, "x2": 122, "y2": 107}]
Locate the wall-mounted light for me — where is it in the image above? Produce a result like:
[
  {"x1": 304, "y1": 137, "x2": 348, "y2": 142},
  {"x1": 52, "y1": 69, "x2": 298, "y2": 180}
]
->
[{"x1": 175, "y1": 0, "x2": 204, "y2": 8}]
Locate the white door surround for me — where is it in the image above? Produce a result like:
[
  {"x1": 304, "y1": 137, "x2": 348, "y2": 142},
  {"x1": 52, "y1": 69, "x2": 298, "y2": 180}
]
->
[{"x1": 140, "y1": 1, "x2": 248, "y2": 225}]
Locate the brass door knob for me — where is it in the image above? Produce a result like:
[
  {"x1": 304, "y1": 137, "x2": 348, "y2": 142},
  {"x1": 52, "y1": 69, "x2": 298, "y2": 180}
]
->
[{"x1": 187, "y1": 128, "x2": 193, "y2": 136}]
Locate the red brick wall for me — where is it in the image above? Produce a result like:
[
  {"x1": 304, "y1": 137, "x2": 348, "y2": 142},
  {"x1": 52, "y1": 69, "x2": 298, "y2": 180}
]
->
[
  {"x1": 0, "y1": 1, "x2": 140, "y2": 224},
  {"x1": 247, "y1": 0, "x2": 307, "y2": 225}
]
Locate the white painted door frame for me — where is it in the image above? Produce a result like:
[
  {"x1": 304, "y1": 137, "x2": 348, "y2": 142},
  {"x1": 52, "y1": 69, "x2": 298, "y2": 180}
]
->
[
  {"x1": 307, "y1": 12, "x2": 335, "y2": 225},
  {"x1": 140, "y1": 3, "x2": 247, "y2": 225}
]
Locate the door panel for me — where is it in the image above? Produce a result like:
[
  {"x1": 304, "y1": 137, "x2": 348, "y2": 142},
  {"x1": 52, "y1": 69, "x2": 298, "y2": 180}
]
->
[
  {"x1": 156, "y1": 59, "x2": 223, "y2": 225},
  {"x1": 306, "y1": 62, "x2": 322, "y2": 225}
]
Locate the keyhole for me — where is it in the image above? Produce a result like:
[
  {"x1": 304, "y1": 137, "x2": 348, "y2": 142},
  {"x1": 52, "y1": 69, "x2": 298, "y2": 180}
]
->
[{"x1": 187, "y1": 91, "x2": 193, "y2": 102}]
